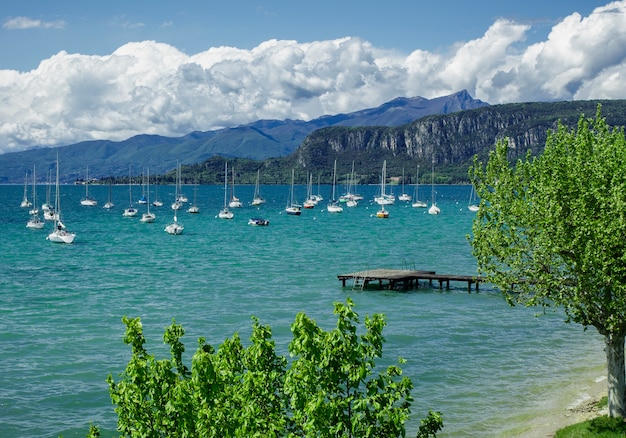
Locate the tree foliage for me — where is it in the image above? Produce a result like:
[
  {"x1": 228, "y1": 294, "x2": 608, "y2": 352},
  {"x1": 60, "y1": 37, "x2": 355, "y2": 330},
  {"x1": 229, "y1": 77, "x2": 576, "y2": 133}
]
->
[
  {"x1": 90, "y1": 299, "x2": 443, "y2": 437},
  {"x1": 468, "y1": 105, "x2": 626, "y2": 417}
]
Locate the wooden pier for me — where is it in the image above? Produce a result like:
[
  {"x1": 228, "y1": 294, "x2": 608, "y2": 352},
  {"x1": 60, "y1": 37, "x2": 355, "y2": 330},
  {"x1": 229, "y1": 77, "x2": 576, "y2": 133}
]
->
[{"x1": 337, "y1": 269, "x2": 485, "y2": 292}]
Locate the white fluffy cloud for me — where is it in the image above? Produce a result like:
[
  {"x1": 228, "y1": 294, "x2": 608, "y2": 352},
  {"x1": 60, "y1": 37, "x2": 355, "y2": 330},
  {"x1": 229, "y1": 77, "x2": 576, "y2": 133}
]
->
[{"x1": 1, "y1": 1, "x2": 626, "y2": 154}]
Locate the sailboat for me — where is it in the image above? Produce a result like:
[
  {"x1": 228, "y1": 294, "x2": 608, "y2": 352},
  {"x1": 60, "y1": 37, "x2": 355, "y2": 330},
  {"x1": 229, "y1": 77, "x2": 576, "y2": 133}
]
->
[
  {"x1": 251, "y1": 169, "x2": 266, "y2": 206},
  {"x1": 26, "y1": 165, "x2": 44, "y2": 229},
  {"x1": 228, "y1": 166, "x2": 242, "y2": 208},
  {"x1": 103, "y1": 181, "x2": 114, "y2": 209},
  {"x1": 141, "y1": 169, "x2": 156, "y2": 223},
  {"x1": 164, "y1": 212, "x2": 184, "y2": 234},
  {"x1": 171, "y1": 162, "x2": 183, "y2": 210},
  {"x1": 428, "y1": 159, "x2": 441, "y2": 215},
  {"x1": 312, "y1": 174, "x2": 324, "y2": 204},
  {"x1": 285, "y1": 169, "x2": 302, "y2": 215},
  {"x1": 176, "y1": 162, "x2": 188, "y2": 204},
  {"x1": 43, "y1": 169, "x2": 58, "y2": 221},
  {"x1": 218, "y1": 162, "x2": 234, "y2": 219},
  {"x1": 137, "y1": 170, "x2": 148, "y2": 204},
  {"x1": 123, "y1": 167, "x2": 138, "y2": 217},
  {"x1": 187, "y1": 184, "x2": 199, "y2": 213},
  {"x1": 374, "y1": 160, "x2": 394, "y2": 205},
  {"x1": 47, "y1": 151, "x2": 76, "y2": 243},
  {"x1": 340, "y1": 162, "x2": 359, "y2": 207},
  {"x1": 42, "y1": 169, "x2": 53, "y2": 213},
  {"x1": 80, "y1": 166, "x2": 97, "y2": 206},
  {"x1": 28, "y1": 167, "x2": 39, "y2": 215},
  {"x1": 303, "y1": 173, "x2": 316, "y2": 208},
  {"x1": 327, "y1": 160, "x2": 343, "y2": 213},
  {"x1": 412, "y1": 165, "x2": 427, "y2": 208},
  {"x1": 152, "y1": 182, "x2": 163, "y2": 207},
  {"x1": 468, "y1": 184, "x2": 480, "y2": 212},
  {"x1": 20, "y1": 172, "x2": 32, "y2": 208},
  {"x1": 376, "y1": 160, "x2": 390, "y2": 218},
  {"x1": 398, "y1": 168, "x2": 412, "y2": 202}
]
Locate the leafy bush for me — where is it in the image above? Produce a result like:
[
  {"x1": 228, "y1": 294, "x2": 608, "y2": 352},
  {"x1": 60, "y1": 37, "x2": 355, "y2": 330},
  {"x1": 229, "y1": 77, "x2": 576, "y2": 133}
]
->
[{"x1": 88, "y1": 299, "x2": 443, "y2": 437}]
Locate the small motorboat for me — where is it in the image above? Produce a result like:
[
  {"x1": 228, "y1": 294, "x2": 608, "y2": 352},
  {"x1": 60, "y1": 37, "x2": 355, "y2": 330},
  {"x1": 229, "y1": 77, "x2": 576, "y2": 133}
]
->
[{"x1": 248, "y1": 217, "x2": 269, "y2": 226}]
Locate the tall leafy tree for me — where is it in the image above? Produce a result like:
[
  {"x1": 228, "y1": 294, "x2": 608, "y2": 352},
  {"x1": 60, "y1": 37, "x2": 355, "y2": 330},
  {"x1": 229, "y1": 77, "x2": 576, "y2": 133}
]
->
[{"x1": 469, "y1": 106, "x2": 626, "y2": 417}]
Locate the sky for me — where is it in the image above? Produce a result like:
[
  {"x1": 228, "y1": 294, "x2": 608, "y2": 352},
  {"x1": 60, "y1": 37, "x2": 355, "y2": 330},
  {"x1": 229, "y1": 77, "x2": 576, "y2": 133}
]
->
[{"x1": 0, "y1": 0, "x2": 621, "y2": 155}]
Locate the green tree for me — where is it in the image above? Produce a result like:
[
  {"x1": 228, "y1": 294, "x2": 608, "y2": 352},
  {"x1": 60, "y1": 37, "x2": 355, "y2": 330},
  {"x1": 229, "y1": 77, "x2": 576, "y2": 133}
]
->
[
  {"x1": 95, "y1": 300, "x2": 443, "y2": 437},
  {"x1": 285, "y1": 299, "x2": 413, "y2": 437},
  {"x1": 468, "y1": 106, "x2": 626, "y2": 417}
]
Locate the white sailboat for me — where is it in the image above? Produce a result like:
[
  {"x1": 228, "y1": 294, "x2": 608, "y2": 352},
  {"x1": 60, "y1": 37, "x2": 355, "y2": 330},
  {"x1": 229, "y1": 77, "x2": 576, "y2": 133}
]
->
[
  {"x1": 80, "y1": 166, "x2": 97, "y2": 206},
  {"x1": 26, "y1": 165, "x2": 44, "y2": 229},
  {"x1": 312, "y1": 174, "x2": 324, "y2": 203},
  {"x1": 164, "y1": 212, "x2": 184, "y2": 234},
  {"x1": 428, "y1": 159, "x2": 441, "y2": 215},
  {"x1": 251, "y1": 169, "x2": 266, "y2": 206},
  {"x1": 141, "y1": 169, "x2": 156, "y2": 223},
  {"x1": 20, "y1": 172, "x2": 32, "y2": 208},
  {"x1": 340, "y1": 162, "x2": 359, "y2": 207},
  {"x1": 152, "y1": 182, "x2": 163, "y2": 207},
  {"x1": 123, "y1": 167, "x2": 138, "y2": 217},
  {"x1": 47, "y1": 152, "x2": 76, "y2": 243},
  {"x1": 468, "y1": 184, "x2": 479, "y2": 212},
  {"x1": 103, "y1": 181, "x2": 114, "y2": 209},
  {"x1": 43, "y1": 169, "x2": 58, "y2": 221},
  {"x1": 218, "y1": 162, "x2": 234, "y2": 219},
  {"x1": 376, "y1": 160, "x2": 390, "y2": 218},
  {"x1": 28, "y1": 166, "x2": 39, "y2": 215},
  {"x1": 412, "y1": 165, "x2": 427, "y2": 208},
  {"x1": 176, "y1": 162, "x2": 188, "y2": 204},
  {"x1": 398, "y1": 168, "x2": 412, "y2": 202},
  {"x1": 42, "y1": 169, "x2": 53, "y2": 213},
  {"x1": 327, "y1": 160, "x2": 343, "y2": 213},
  {"x1": 374, "y1": 160, "x2": 395, "y2": 205},
  {"x1": 303, "y1": 173, "x2": 316, "y2": 208},
  {"x1": 137, "y1": 170, "x2": 148, "y2": 204},
  {"x1": 228, "y1": 166, "x2": 242, "y2": 208},
  {"x1": 187, "y1": 184, "x2": 199, "y2": 213},
  {"x1": 285, "y1": 169, "x2": 302, "y2": 215},
  {"x1": 171, "y1": 162, "x2": 183, "y2": 210}
]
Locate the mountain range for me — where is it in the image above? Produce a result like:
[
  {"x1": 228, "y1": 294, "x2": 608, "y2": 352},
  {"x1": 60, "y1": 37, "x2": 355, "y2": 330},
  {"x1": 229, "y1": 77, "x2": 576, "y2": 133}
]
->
[{"x1": 0, "y1": 90, "x2": 488, "y2": 184}]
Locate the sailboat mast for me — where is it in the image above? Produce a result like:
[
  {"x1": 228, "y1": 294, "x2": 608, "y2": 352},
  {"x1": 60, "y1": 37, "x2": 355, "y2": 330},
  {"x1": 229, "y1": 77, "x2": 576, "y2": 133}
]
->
[
  {"x1": 332, "y1": 159, "x2": 337, "y2": 200},
  {"x1": 224, "y1": 162, "x2": 228, "y2": 207},
  {"x1": 55, "y1": 151, "x2": 60, "y2": 226},
  {"x1": 431, "y1": 159, "x2": 435, "y2": 201}
]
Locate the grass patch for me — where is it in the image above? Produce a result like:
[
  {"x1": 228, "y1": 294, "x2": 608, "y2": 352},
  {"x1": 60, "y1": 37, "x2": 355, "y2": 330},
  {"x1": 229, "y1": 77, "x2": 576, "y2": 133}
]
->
[{"x1": 555, "y1": 415, "x2": 626, "y2": 437}]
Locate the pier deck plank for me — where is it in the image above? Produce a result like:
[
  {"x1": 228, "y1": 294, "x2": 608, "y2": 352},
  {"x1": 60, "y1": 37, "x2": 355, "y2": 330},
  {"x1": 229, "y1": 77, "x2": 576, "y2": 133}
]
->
[{"x1": 338, "y1": 269, "x2": 485, "y2": 292}]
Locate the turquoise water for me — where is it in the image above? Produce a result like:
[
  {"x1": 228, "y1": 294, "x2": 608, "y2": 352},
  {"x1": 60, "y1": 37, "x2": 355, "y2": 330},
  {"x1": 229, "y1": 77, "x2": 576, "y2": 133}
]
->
[{"x1": 0, "y1": 182, "x2": 605, "y2": 437}]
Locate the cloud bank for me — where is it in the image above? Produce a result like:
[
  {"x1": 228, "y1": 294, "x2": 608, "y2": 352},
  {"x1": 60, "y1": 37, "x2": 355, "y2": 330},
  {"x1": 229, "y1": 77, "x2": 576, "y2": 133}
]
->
[{"x1": 1, "y1": 1, "x2": 626, "y2": 154}]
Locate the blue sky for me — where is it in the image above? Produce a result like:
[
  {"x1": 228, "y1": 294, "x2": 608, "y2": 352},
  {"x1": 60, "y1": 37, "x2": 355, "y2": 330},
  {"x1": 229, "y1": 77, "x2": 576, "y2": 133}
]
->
[
  {"x1": 1, "y1": 1, "x2": 604, "y2": 72},
  {"x1": 0, "y1": 0, "x2": 622, "y2": 154}
]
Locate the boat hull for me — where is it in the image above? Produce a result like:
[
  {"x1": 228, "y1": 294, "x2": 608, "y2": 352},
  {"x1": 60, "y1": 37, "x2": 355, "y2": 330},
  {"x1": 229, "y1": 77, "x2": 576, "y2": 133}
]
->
[
  {"x1": 164, "y1": 223, "x2": 184, "y2": 234},
  {"x1": 140, "y1": 213, "x2": 156, "y2": 223},
  {"x1": 428, "y1": 205, "x2": 441, "y2": 215},
  {"x1": 26, "y1": 219, "x2": 45, "y2": 229},
  {"x1": 218, "y1": 209, "x2": 234, "y2": 219},
  {"x1": 47, "y1": 230, "x2": 76, "y2": 244},
  {"x1": 248, "y1": 218, "x2": 269, "y2": 226}
]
